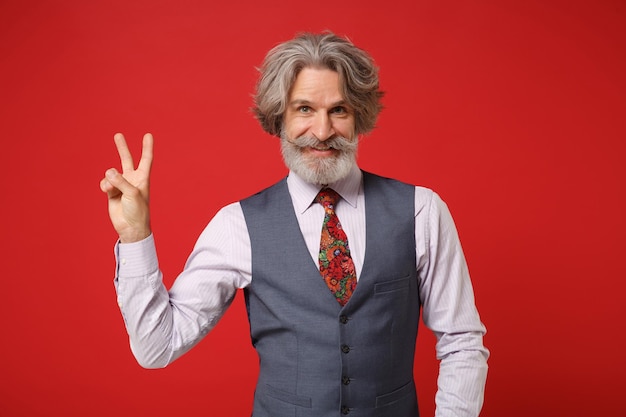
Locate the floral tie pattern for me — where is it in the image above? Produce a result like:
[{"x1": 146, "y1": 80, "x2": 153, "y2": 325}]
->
[{"x1": 316, "y1": 188, "x2": 357, "y2": 306}]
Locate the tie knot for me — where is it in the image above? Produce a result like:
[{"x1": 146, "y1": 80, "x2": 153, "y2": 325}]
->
[{"x1": 316, "y1": 188, "x2": 340, "y2": 209}]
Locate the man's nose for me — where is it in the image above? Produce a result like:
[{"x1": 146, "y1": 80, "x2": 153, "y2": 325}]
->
[{"x1": 311, "y1": 112, "x2": 335, "y2": 141}]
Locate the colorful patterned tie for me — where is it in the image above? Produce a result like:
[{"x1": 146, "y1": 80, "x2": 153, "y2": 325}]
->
[{"x1": 316, "y1": 188, "x2": 357, "y2": 306}]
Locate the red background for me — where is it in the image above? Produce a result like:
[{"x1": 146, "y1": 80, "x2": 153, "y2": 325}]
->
[{"x1": 1, "y1": 0, "x2": 625, "y2": 416}]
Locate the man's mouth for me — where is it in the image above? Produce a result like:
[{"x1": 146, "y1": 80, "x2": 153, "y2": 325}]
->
[{"x1": 307, "y1": 146, "x2": 336, "y2": 156}]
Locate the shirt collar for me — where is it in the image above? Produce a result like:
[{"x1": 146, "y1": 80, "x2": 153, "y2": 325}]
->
[{"x1": 287, "y1": 164, "x2": 362, "y2": 214}]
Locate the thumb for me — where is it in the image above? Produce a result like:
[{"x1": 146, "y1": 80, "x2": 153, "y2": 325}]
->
[{"x1": 105, "y1": 168, "x2": 138, "y2": 197}]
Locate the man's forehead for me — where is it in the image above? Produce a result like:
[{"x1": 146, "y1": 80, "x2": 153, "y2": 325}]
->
[{"x1": 288, "y1": 68, "x2": 345, "y2": 103}]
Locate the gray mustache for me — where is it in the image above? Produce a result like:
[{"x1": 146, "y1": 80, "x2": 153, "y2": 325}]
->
[{"x1": 292, "y1": 135, "x2": 357, "y2": 152}]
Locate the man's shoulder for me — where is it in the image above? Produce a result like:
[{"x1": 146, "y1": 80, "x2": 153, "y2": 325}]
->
[
  {"x1": 362, "y1": 170, "x2": 431, "y2": 193},
  {"x1": 361, "y1": 170, "x2": 438, "y2": 208},
  {"x1": 239, "y1": 177, "x2": 289, "y2": 212}
]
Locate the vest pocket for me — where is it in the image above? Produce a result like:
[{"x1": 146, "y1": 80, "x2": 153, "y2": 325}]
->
[
  {"x1": 262, "y1": 383, "x2": 312, "y2": 408},
  {"x1": 374, "y1": 380, "x2": 416, "y2": 408},
  {"x1": 374, "y1": 275, "x2": 410, "y2": 294}
]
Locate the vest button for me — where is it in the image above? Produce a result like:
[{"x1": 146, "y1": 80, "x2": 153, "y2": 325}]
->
[
  {"x1": 342, "y1": 376, "x2": 351, "y2": 385},
  {"x1": 339, "y1": 315, "x2": 349, "y2": 324},
  {"x1": 341, "y1": 405, "x2": 350, "y2": 414},
  {"x1": 341, "y1": 345, "x2": 350, "y2": 353}
]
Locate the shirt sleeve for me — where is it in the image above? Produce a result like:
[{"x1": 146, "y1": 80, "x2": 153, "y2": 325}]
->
[
  {"x1": 114, "y1": 202, "x2": 251, "y2": 368},
  {"x1": 415, "y1": 188, "x2": 490, "y2": 417}
]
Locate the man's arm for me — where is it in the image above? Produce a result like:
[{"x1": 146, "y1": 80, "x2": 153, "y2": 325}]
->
[
  {"x1": 101, "y1": 134, "x2": 249, "y2": 368},
  {"x1": 113, "y1": 205, "x2": 249, "y2": 368},
  {"x1": 416, "y1": 189, "x2": 489, "y2": 417}
]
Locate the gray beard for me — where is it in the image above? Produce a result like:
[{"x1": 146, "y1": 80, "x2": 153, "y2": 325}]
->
[{"x1": 280, "y1": 132, "x2": 358, "y2": 185}]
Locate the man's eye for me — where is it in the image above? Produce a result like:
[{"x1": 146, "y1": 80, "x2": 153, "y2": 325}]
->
[
  {"x1": 330, "y1": 107, "x2": 346, "y2": 114},
  {"x1": 298, "y1": 106, "x2": 311, "y2": 113}
]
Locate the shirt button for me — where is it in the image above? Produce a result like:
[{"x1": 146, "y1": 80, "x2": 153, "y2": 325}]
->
[
  {"x1": 339, "y1": 315, "x2": 349, "y2": 324},
  {"x1": 341, "y1": 345, "x2": 350, "y2": 354},
  {"x1": 342, "y1": 376, "x2": 351, "y2": 385},
  {"x1": 121, "y1": 258, "x2": 127, "y2": 265},
  {"x1": 341, "y1": 405, "x2": 350, "y2": 414}
]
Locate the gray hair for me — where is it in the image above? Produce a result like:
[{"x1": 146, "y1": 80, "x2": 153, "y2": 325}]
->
[{"x1": 253, "y1": 32, "x2": 384, "y2": 137}]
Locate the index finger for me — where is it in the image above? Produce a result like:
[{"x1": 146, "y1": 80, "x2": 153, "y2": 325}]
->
[
  {"x1": 113, "y1": 133, "x2": 135, "y2": 173},
  {"x1": 137, "y1": 133, "x2": 154, "y2": 173}
]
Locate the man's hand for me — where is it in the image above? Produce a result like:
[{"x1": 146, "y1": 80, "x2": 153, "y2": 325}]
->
[{"x1": 100, "y1": 133, "x2": 153, "y2": 243}]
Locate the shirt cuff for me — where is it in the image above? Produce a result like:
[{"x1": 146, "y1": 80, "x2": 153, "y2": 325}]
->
[{"x1": 115, "y1": 234, "x2": 159, "y2": 278}]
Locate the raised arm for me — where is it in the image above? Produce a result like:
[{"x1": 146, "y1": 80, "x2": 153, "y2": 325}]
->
[
  {"x1": 100, "y1": 133, "x2": 249, "y2": 368},
  {"x1": 100, "y1": 133, "x2": 153, "y2": 243}
]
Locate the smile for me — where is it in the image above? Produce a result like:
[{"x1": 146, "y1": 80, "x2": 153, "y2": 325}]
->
[{"x1": 307, "y1": 146, "x2": 337, "y2": 156}]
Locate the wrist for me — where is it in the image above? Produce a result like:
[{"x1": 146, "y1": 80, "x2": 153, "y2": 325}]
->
[{"x1": 119, "y1": 229, "x2": 152, "y2": 244}]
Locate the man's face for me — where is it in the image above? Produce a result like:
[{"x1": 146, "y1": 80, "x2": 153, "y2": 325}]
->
[{"x1": 281, "y1": 67, "x2": 358, "y2": 185}]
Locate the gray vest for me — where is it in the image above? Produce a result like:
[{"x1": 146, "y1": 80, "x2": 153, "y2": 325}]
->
[{"x1": 240, "y1": 172, "x2": 419, "y2": 417}]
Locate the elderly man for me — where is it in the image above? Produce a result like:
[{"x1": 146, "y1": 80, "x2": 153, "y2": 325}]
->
[{"x1": 100, "y1": 32, "x2": 488, "y2": 417}]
